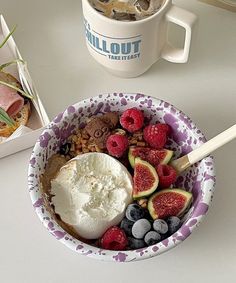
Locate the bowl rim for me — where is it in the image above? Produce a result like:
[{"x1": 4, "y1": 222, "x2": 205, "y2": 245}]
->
[{"x1": 28, "y1": 93, "x2": 216, "y2": 262}]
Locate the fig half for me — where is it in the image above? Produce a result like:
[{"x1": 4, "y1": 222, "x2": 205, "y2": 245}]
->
[
  {"x1": 128, "y1": 146, "x2": 173, "y2": 168},
  {"x1": 148, "y1": 188, "x2": 192, "y2": 220},
  {"x1": 133, "y1": 158, "x2": 159, "y2": 199}
]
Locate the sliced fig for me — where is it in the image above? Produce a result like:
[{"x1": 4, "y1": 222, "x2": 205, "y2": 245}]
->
[
  {"x1": 128, "y1": 146, "x2": 146, "y2": 168},
  {"x1": 133, "y1": 158, "x2": 159, "y2": 199},
  {"x1": 148, "y1": 189, "x2": 192, "y2": 220},
  {"x1": 160, "y1": 150, "x2": 174, "y2": 165},
  {"x1": 128, "y1": 146, "x2": 173, "y2": 168}
]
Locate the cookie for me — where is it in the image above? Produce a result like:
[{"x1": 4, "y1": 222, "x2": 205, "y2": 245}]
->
[
  {"x1": 85, "y1": 117, "x2": 111, "y2": 149},
  {"x1": 100, "y1": 112, "x2": 119, "y2": 129}
]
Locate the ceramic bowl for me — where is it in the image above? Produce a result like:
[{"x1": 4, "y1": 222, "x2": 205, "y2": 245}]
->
[{"x1": 28, "y1": 93, "x2": 216, "y2": 262}]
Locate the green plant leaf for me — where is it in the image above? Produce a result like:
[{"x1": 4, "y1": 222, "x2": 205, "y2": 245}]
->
[
  {"x1": 0, "y1": 107, "x2": 15, "y2": 127},
  {"x1": 0, "y1": 25, "x2": 17, "y2": 49},
  {"x1": 0, "y1": 59, "x2": 25, "y2": 71},
  {"x1": 0, "y1": 79, "x2": 33, "y2": 99}
]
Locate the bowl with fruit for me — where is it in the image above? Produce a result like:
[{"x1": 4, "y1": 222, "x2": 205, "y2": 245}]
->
[{"x1": 28, "y1": 93, "x2": 215, "y2": 262}]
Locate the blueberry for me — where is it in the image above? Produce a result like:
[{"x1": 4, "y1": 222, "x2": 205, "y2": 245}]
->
[
  {"x1": 59, "y1": 143, "x2": 71, "y2": 155},
  {"x1": 132, "y1": 218, "x2": 151, "y2": 239},
  {"x1": 126, "y1": 204, "x2": 145, "y2": 222},
  {"x1": 153, "y1": 219, "x2": 168, "y2": 234},
  {"x1": 144, "y1": 231, "x2": 161, "y2": 246},
  {"x1": 128, "y1": 237, "x2": 146, "y2": 249},
  {"x1": 120, "y1": 218, "x2": 134, "y2": 236},
  {"x1": 167, "y1": 216, "x2": 181, "y2": 234}
]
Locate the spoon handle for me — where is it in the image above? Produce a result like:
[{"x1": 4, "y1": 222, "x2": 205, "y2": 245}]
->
[{"x1": 188, "y1": 124, "x2": 236, "y2": 165}]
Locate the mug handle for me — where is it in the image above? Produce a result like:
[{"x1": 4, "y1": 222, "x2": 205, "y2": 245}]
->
[{"x1": 161, "y1": 5, "x2": 197, "y2": 63}]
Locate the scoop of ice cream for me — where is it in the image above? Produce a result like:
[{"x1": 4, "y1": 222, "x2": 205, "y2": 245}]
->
[
  {"x1": 51, "y1": 153, "x2": 133, "y2": 239},
  {"x1": 89, "y1": 0, "x2": 164, "y2": 21}
]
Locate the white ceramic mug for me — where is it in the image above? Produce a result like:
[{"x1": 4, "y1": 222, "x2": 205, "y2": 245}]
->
[{"x1": 82, "y1": 0, "x2": 197, "y2": 78}]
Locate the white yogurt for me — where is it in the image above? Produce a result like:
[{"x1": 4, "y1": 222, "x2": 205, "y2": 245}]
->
[{"x1": 51, "y1": 153, "x2": 133, "y2": 239}]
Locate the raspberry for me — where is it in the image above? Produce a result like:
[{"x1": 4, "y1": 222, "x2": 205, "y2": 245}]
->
[
  {"x1": 106, "y1": 134, "x2": 128, "y2": 158},
  {"x1": 156, "y1": 164, "x2": 177, "y2": 188},
  {"x1": 100, "y1": 226, "x2": 128, "y2": 250},
  {"x1": 143, "y1": 124, "x2": 170, "y2": 149},
  {"x1": 156, "y1": 124, "x2": 171, "y2": 135},
  {"x1": 120, "y1": 108, "x2": 144, "y2": 133}
]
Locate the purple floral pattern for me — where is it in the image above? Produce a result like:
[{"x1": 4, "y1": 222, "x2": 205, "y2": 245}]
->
[{"x1": 28, "y1": 93, "x2": 216, "y2": 262}]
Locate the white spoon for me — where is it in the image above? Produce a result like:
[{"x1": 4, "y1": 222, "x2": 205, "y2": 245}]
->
[{"x1": 170, "y1": 124, "x2": 236, "y2": 174}]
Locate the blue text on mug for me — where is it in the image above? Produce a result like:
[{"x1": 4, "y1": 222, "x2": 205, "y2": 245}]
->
[{"x1": 84, "y1": 19, "x2": 142, "y2": 61}]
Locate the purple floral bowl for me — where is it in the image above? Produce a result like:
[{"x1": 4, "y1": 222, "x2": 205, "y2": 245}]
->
[{"x1": 28, "y1": 93, "x2": 216, "y2": 262}]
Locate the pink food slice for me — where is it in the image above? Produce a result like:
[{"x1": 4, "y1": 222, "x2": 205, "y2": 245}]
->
[{"x1": 0, "y1": 84, "x2": 24, "y2": 116}]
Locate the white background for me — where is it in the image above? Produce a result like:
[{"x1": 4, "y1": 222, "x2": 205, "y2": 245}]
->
[{"x1": 0, "y1": 0, "x2": 236, "y2": 282}]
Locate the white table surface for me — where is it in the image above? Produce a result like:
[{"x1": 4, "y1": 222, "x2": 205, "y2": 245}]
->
[{"x1": 0, "y1": 0, "x2": 235, "y2": 282}]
